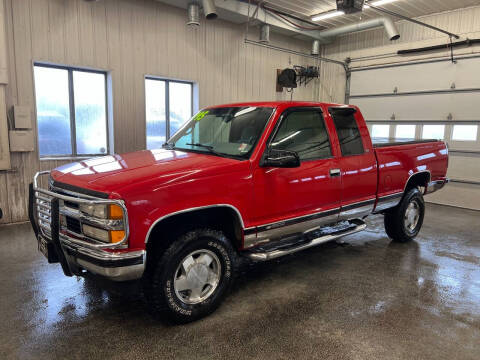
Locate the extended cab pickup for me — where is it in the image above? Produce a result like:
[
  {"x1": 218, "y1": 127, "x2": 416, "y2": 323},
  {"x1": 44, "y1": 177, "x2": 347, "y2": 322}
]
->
[{"x1": 29, "y1": 101, "x2": 448, "y2": 322}]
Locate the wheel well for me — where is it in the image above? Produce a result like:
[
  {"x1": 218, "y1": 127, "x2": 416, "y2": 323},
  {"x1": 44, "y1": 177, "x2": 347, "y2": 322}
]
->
[
  {"x1": 145, "y1": 207, "x2": 243, "y2": 268},
  {"x1": 405, "y1": 172, "x2": 431, "y2": 193}
]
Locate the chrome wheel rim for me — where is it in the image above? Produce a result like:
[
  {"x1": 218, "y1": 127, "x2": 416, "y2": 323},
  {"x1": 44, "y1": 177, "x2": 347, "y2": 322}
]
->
[
  {"x1": 404, "y1": 200, "x2": 420, "y2": 232},
  {"x1": 174, "y1": 249, "x2": 221, "y2": 305}
]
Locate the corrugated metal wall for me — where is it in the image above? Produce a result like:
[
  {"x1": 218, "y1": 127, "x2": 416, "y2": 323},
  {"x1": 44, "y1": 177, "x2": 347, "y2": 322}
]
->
[
  {"x1": 0, "y1": 0, "x2": 317, "y2": 224},
  {"x1": 0, "y1": 0, "x2": 9, "y2": 172},
  {"x1": 319, "y1": 5, "x2": 480, "y2": 210}
]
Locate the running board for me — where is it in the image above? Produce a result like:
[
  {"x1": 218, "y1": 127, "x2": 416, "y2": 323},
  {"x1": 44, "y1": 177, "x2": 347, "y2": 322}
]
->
[{"x1": 245, "y1": 219, "x2": 367, "y2": 261}]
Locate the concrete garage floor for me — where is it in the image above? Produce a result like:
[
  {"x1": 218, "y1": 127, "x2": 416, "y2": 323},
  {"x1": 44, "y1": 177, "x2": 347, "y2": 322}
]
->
[{"x1": 0, "y1": 204, "x2": 479, "y2": 360}]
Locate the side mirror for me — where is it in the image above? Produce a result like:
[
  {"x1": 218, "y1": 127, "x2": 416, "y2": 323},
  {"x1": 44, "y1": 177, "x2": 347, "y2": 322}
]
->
[{"x1": 261, "y1": 149, "x2": 300, "y2": 168}]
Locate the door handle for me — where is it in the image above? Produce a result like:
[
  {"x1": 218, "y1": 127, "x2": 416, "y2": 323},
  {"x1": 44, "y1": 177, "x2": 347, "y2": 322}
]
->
[{"x1": 330, "y1": 169, "x2": 341, "y2": 177}]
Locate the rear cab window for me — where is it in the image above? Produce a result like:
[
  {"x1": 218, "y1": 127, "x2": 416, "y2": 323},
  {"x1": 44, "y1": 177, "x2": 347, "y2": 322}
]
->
[{"x1": 329, "y1": 107, "x2": 365, "y2": 157}]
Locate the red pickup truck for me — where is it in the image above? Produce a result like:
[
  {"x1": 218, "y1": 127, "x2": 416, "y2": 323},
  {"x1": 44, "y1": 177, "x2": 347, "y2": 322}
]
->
[{"x1": 29, "y1": 101, "x2": 448, "y2": 322}]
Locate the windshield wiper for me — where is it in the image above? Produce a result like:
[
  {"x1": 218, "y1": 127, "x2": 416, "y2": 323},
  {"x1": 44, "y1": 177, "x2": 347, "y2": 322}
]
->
[
  {"x1": 185, "y1": 143, "x2": 224, "y2": 157},
  {"x1": 162, "y1": 142, "x2": 175, "y2": 149}
]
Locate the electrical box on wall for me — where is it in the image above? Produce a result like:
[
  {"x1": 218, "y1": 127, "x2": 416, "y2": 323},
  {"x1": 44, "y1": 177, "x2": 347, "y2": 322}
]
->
[
  {"x1": 8, "y1": 130, "x2": 34, "y2": 152},
  {"x1": 13, "y1": 105, "x2": 32, "y2": 129}
]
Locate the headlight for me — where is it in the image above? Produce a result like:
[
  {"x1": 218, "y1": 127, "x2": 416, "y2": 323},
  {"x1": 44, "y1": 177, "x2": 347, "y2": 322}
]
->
[
  {"x1": 83, "y1": 224, "x2": 109, "y2": 242},
  {"x1": 79, "y1": 204, "x2": 124, "y2": 219},
  {"x1": 82, "y1": 224, "x2": 125, "y2": 244},
  {"x1": 80, "y1": 204, "x2": 107, "y2": 218}
]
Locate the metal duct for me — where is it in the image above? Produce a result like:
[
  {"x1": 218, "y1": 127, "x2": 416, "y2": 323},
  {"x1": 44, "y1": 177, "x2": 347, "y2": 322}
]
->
[
  {"x1": 260, "y1": 24, "x2": 270, "y2": 44},
  {"x1": 311, "y1": 40, "x2": 320, "y2": 55},
  {"x1": 319, "y1": 17, "x2": 400, "y2": 41},
  {"x1": 202, "y1": 0, "x2": 217, "y2": 19},
  {"x1": 187, "y1": 2, "x2": 200, "y2": 26},
  {"x1": 154, "y1": 1, "x2": 399, "y2": 44}
]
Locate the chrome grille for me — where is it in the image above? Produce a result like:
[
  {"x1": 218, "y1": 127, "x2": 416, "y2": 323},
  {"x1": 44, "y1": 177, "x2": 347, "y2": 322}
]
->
[
  {"x1": 33, "y1": 171, "x2": 130, "y2": 250},
  {"x1": 36, "y1": 193, "x2": 53, "y2": 238}
]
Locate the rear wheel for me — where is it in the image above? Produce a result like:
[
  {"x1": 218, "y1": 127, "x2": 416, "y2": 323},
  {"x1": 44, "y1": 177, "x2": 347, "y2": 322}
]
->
[
  {"x1": 384, "y1": 188, "x2": 425, "y2": 243},
  {"x1": 143, "y1": 228, "x2": 238, "y2": 323}
]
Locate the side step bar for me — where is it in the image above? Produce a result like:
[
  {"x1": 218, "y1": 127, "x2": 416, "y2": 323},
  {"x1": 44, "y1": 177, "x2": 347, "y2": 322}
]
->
[{"x1": 245, "y1": 219, "x2": 367, "y2": 261}]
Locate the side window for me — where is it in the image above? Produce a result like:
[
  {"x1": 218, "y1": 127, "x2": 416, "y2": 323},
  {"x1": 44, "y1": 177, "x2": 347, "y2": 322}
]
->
[
  {"x1": 270, "y1": 110, "x2": 332, "y2": 161},
  {"x1": 34, "y1": 64, "x2": 109, "y2": 157},
  {"x1": 330, "y1": 108, "x2": 364, "y2": 156},
  {"x1": 145, "y1": 78, "x2": 193, "y2": 150}
]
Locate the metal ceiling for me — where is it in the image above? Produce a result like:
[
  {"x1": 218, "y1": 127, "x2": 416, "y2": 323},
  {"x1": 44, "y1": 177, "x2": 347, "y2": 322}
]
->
[{"x1": 264, "y1": 0, "x2": 480, "y2": 28}]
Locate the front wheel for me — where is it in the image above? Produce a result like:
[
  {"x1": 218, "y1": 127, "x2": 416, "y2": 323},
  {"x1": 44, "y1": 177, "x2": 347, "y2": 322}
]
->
[
  {"x1": 144, "y1": 228, "x2": 238, "y2": 323},
  {"x1": 384, "y1": 187, "x2": 425, "y2": 243}
]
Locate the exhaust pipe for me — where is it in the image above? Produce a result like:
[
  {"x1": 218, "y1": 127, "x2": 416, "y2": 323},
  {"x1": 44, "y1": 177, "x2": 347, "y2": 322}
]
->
[
  {"x1": 187, "y1": 2, "x2": 201, "y2": 26},
  {"x1": 259, "y1": 24, "x2": 270, "y2": 43},
  {"x1": 311, "y1": 40, "x2": 320, "y2": 55},
  {"x1": 202, "y1": 0, "x2": 217, "y2": 20}
]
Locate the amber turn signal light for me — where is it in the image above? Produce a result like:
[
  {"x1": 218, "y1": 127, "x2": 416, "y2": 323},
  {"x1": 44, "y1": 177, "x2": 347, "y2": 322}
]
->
[
  {"x1": 110, "y1": 230, "x2": 126, "y2": 243},
  {"x1": 109, "y1": 204, "x2": 124, "y2": 219}
]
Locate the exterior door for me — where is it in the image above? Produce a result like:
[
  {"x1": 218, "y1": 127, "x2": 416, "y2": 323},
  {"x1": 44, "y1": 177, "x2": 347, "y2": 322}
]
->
[
  {"x1": 248, "y1": 108, "x2": 342, "y2": 248},
  {"x1": 328, "y1": 107, "x2": 377, "y2": 220}
]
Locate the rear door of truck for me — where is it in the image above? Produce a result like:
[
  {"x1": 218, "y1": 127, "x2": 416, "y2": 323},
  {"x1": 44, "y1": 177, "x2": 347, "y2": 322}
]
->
[{"x1": 325, "y1": 106, "x2": 378, "y2": 220}]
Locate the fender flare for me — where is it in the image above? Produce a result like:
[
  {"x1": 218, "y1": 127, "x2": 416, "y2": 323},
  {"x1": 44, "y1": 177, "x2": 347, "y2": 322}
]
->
[{"x1": 144, "y1": 204, "x2": 246, "y2": 244}]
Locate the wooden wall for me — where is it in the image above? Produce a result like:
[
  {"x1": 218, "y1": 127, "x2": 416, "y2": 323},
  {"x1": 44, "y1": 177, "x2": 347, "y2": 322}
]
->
[
  {"x1": 0, "y1": 0, "x2": 10, "y2": 172},
  {"x1": 0, "y1": 0, "x2": 317, "y2": 224}
]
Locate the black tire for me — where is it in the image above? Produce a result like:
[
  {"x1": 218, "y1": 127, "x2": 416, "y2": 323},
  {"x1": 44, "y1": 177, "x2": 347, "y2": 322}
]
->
[
  {"x1": 384, "y1": 187, "x2": 425, "y2": 243},
  {"x1": 143, "y1": 228, "x2": 238, "y2": 323}
]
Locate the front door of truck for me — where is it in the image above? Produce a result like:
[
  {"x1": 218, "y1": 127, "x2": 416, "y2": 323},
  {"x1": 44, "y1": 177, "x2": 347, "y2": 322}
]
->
[{"x1": 249, "y1": 107, "x2": 342, "y2": 248}]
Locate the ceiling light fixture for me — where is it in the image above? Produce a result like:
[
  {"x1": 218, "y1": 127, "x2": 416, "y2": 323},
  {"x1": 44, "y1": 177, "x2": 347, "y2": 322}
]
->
[
  {"x1": 311, "y1": 10, "x2": 345, "y2": 22},
  {"x1": 312, "y1": 0, "x2": 401, "y2": 21},
  {"x1": 364, "y1": 0, "x2": 400, "y2": 9}
]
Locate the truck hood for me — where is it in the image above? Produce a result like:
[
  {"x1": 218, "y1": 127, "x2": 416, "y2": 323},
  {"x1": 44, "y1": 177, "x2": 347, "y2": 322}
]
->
[{"x1": 51, "y1": 149, "x2": 249, "y2": 195}]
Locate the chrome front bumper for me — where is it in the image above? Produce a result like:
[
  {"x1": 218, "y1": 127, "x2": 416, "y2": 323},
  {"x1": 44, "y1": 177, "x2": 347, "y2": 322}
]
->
[
  {"x1": 29, "y1": 171, "x2": 145, "y2": 281},
  {"x1": 61, "y1": 236, "x2": 145, "y2": 281}
]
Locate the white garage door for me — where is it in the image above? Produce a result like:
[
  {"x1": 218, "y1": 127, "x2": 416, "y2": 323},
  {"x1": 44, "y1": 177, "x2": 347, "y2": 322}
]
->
[{"x1": 349, "y1": 55, "x2": 480, "y2": 210}]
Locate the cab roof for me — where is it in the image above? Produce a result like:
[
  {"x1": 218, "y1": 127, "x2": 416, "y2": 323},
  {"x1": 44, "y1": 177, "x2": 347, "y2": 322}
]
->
[{"x1": 207, "y1": 101, "x2": 352, "y2": 109}]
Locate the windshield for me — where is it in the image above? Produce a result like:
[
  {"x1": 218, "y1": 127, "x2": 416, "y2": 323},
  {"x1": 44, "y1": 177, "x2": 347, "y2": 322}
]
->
[{"x1": 166, "y1": 106, "x2": 274, "y2": 159}]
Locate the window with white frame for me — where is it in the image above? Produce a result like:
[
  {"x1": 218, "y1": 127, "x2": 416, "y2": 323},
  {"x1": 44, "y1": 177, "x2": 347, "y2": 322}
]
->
[
  {"x1": 371, "y1": 124, "x2": 390, "y2": 139},
  {"x1": 422, "y1": 125, "x2": 445, "y2": 140},
  {"x1": 395, "y1": 124, "x2": 416, "y2": 140},
  {"x1": 452, "y1": 125, "x2": 478, "y2": 141},
  {"x1": 33, "y1": 64, "x2": 108, "y2": 157},
  {"x1": 145, "y1": 77, "x2": 193, "y2": 150}
]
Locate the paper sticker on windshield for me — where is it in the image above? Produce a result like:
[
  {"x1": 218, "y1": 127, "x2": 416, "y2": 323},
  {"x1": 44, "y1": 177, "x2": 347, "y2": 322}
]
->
[
  {"x1": 238, "y1": 143, "x2": 248, "y2": 153},
  {"x1": 194, "y1": 110, "x2": 209, "y2": 121}
]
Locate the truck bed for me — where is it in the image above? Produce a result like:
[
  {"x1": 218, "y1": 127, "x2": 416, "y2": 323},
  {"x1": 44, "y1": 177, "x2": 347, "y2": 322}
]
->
[
  {"x1": 372, "y1": 138, "x2": 448, "y2": 207},
  {"x1": 372, "y1": 138, "x2": 440, "y2": 148}
]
